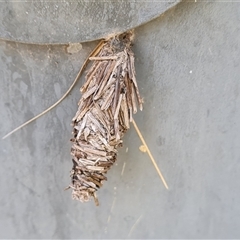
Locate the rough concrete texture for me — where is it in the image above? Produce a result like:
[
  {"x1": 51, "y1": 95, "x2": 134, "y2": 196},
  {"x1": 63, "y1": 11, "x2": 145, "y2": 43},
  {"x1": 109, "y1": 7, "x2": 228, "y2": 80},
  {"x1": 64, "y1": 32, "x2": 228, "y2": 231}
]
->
[
  {"x1": 1, "y1": 1, "x2": 240, "y2": 239},
  {"x1": 0, "y1": 0, "x2": 180, "y2": 44}
]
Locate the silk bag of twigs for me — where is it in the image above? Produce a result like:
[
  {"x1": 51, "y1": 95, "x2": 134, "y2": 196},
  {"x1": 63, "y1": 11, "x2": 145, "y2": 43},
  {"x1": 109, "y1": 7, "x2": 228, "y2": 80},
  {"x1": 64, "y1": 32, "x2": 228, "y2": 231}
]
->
[{"x1": 68, "y1": 31, "x2": 143, "y2": 206}]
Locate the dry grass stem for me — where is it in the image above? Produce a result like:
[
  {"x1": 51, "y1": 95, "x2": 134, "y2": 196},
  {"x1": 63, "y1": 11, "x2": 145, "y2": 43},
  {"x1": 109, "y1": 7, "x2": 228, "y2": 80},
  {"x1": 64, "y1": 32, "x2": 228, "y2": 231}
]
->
[{"x1": 132, "y1": 119, "x2": 169, "y2": 190}]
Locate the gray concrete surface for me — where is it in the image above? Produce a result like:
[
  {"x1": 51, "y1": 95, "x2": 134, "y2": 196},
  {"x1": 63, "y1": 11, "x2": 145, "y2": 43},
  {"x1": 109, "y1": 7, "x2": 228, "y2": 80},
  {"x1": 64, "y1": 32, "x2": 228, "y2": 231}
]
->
[
  {"x1": 1, "y1": 1, "x2": 240, "y2": 239},
  {"x1": 0, "y1": 0, "x2": 180, "y2": 44}
]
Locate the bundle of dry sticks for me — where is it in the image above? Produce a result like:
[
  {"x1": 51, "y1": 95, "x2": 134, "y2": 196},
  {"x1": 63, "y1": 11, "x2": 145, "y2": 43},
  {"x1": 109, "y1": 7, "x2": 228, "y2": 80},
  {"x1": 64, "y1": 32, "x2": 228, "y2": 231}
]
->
[{"x1": 69, "y1": 31, "x2": 143, "y2": 205}]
